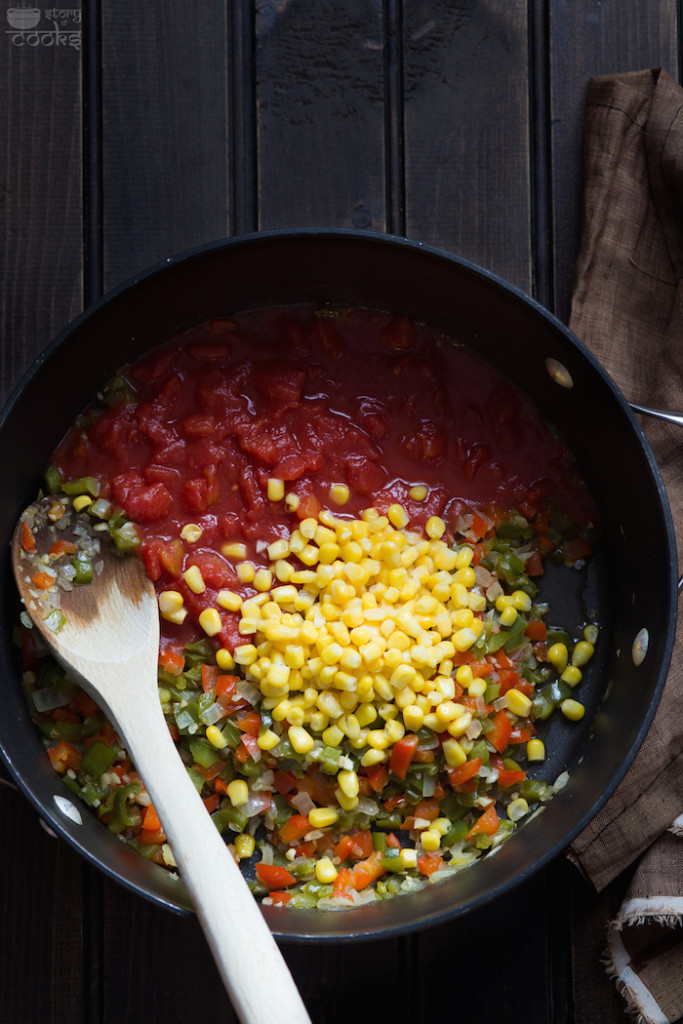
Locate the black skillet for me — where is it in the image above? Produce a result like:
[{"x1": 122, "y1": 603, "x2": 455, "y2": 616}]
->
[{"x1": 0, "y1": 230, "x2": 676, "y2": 940}]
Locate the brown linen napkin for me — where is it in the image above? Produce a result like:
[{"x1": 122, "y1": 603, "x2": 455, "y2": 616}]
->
[{"x1": 568, "y1": 67, "x2": 683, "y2": 1023}]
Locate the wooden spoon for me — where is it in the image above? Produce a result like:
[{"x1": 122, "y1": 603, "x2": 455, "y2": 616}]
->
[{"x1": 12, "y1": 496, "x2": 312, "y2": 1024}]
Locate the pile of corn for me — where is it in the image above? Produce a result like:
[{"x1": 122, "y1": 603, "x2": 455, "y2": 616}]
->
[{"x1": 159, "y1": 499, "x2": 547, "y2": 799}]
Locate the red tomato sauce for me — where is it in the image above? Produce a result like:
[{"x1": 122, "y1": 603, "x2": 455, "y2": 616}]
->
[{"x1": 52, "y1": 305, "x2": 596, "y2": 653}]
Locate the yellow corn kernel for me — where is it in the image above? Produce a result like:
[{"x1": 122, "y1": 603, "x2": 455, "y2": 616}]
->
[
  {"x1": 236, "y1": 561, "x2": 256, "y2": 584},
  {"x1": 183, "y1": 564, "x2": 206, "y2": 594},
  {"x1": 584, "y1": 623, "x2": 599, "y2": 645},
  {"x1": 420, "y1": 829, "x2": 441, "y2": 852},
  {"x1": 290, "y1": 569, "x2": 317, "y2": 585},
  {"x1": 315, "y1": 856, "x2": 338, "y2": 884},
  {"x1": 499, "y1": 604, "x2": 518, "y2": 628},
  {"x1": 387, "y1": 503, "x2": 409, "y2": 529},
  {"x1": 360, "y1": 747, "x2": 388, "y2": 768},
  {"x1": 442, "y1": 737, "x2": 467, "y2": 768},
  {"x1": 199, "y1": 607, "x2": 222, "y2": 637},
  {"x1": 468, "y1": 677, "x2": 487, "y2": 699},
  {"x1": 452, "y1": 607, "x2": 474, "y2": 630},
  {"x1": 561, "y1": 698, "x2": 585, "y2": 721},
  {"x1": 257, "y1": 728, "x2": 280, "y2": 751},
  {"x1": 455, "y1": 663, "x2": 474, "y2": 688},
  {"x1": 366, "y1": 729, "x2": 391, "y2": 750},
  {"x1": 425, "y1": 516, "x2": 446, "y2": 540},
  {"x1": 435, "y1": 701, "x2": 464, "y2": 725},
  {"x1": 454, "y1": 546, "x2": 474, "y2": 569},
  {"x1": 288, "y1": 725, "x2": 315, "y2": 754},
  {"x1": 216, "y1": 648, "x2": 235, "y2": 670},
  {"x1": 512, "y1": 589, "x2": 532, "y2": 612},
  {"x1": 322, "y1": 724, "x2": 344, "y2": 747},
  {"x1": 527, "y1": 738, "x2": 546, "y2": 762},
  {"x1": 430, "y1": 817, "x2": 451, "y2": 837},
  {"x1": 234, "y1": 833, "x2": 256, "y2": 860},
  {"x1": 267, "y1": 477, "x2": 285, "y2": 502},
  {"x1": 505, "y1": 688, "x2": 533, "y2": 718},
  {"x1": 308, "y1": 806, "x2": 339, "y2": 829},
  {"x1": 233, "y1": 643, "x2": 257, "y2": 665},
  {"x1": 72, "y1": 494, "x2": 92, "y2": 512},
  {"x1": 339, "y1": 714, "x2": 361, "y2": 741},
  {"x1": 548, "y1": 642, "x2": 569, "y2": 672},
  {"x1": 409, "y1": 484, "x2": 428, "y2": 501},
  {"x1": 454, "y1": 566, "x2": 476, "y2": 588},
  {"x1": 508, "y1": 798, "x2": 530, "y2": 822},
  {"x1": 384, "y1": 718, "x2": 405, "y2": 744},
  {"x1": 447, "y1": 711, "x2": 472, "y2": 738},
  {"x1": 336, "y1": 787, "x2": 360, "y2": 811},
  {"x1": 433, "y1": 547, "x2": 458, "y2": 572},
  {"x1": 227, "y1": 779, "x2": 249, "y2": 806},
  {"x1": 285, "y1": 492, "x2": 300, "y2": 511},
  {"x1": 403, "y1": 705, "x2": 425, "y2": 732},
  {"x1": 572, "y1": 640, "x2": 594, "y2": 667},
  {"x1": 180, "y1": 522, "x2": 202, "y2": 543},
  {"x1": 206, "y1": 724, "x2": 228, "y2": 750},
  {"x1": 272, "y1": 559, "x2": 293, "y2": 583},
  {"x1": 222, "y1": 542, "x2": 248, "y2": 560},
  {"x1": 355, "y1": 703, "x2": 377, "y2": 727},
  {"x1": 215, "y1": 589, "x2": 243, "y2": 612},
  {"x1": 159, "y1": 590, "x2": 184, "y2": 616},
  {"x1": 561, "y1": 665, "x2": 583, "y2": 687},
  {"x1": 309, "y1": 711, "x2": 329, "y2": 733},
  {"x1": 237, "y1": 617, "x2": 258, "y2": 636},
  {"x1": 253, "y1": 568, "x2": 273, "y2": 592},
  {"x1": 337, "y1": 769, "x2": 359, "y2": 799},
  {"x1": 326, "y1": 483, "x2": 349, "y2": 506},
  {"x1": 453, "y1": 627, "x2": 477, "y2": 652}
]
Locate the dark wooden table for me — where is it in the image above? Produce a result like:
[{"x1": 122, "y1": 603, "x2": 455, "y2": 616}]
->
[{"x1": 1, "y1": 3, "x2": 679, "y2": 1022}]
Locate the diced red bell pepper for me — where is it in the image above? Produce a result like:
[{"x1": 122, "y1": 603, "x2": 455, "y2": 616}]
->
[
  {"x1": 388, "y1": 733, "x2": 419, "y2": 779},
  {"x1": 256, "y1": 863, "x2": 295, "y2": 889},
  {"x1": 466, "y1": 804, "x2": 500, "y2": 840},
  {"x1": 489, "y1": 709, "x2": 512, "y2": 753},
  {"x1": 446, "y1": 756, "x2": 482, "y2": 788},
  {"x1": 47, "y1": 741, "x2": 81, "y2": 773},
  {"x1": 417, "y1": 852, "x2": 444, "y2": 876},
  {"x1": 21, "y1": 519, "x2": 36, "y2": 552},
  {"x1": 279, "y1": 814, "x2": 311, "y2": 845}
]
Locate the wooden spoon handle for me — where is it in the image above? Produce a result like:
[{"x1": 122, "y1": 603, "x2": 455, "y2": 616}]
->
[{"x1": 112, "y1": 699, "x2": 311, "y2": 1024}]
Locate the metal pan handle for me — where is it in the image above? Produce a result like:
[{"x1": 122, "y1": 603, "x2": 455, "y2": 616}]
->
[{"x1": 630, "y1": 402, "x2": 683, "y2": 429}]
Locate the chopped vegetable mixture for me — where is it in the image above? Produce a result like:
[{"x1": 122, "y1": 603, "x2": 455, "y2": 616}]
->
[{"x1": 16, "y1": 306, "x2": 599, "y2": 908}]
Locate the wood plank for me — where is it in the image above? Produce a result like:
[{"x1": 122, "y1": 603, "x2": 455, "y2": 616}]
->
[
  {"x1": 415, "y1": 870, "x2": 558, "y2": 1023},
  {"x1": 402, "y1": 0, "x2": 533, "y2": 293},
  {"x1": 0, "y1": 785, "x2": 85, "y2": 1024},
  {"x1": 99, "y1": 880, "x2": 240, "y2": 1023},
  {"x1": 0, "y1": 9, "x2": 83, "y2": 406},
  {"x1": 99, "y1": 2, "x2": 230, "y2": 291},
  {"x1": 549, "y1": 0, "x2": 680, "y2": 321},
  {"x1": 255, "y1": 0, "x2": 387, "y2": 231}
]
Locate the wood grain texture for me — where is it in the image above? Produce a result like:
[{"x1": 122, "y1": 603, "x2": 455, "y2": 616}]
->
[
  {"x1": 255, "y1": 0, "x2": 387, "y2": 231},
  {"x1": 549, "y1": 0, "x2": 680, "y2": 321},
  {"x1": 0, "y1": 785, "x2": 85, "y2": 1024},
  {"x1": 100, "y1": 2, "x2": 231, "y2": 291},
  {"x1": 402, "y1": 0, "x2": 533, "y2": 293},
  {"x1": 0, "y1": 12, "x2": 83, "y2": 406}
]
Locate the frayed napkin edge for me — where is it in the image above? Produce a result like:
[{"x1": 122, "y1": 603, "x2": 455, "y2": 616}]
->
[{"x1": 605, "y1": 929, "x2": 671, "y2": 1024}]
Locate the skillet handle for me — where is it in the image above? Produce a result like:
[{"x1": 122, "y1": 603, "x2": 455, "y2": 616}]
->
[{"x1": 630, "y1": 402, "x2": 683, "y2": 429}]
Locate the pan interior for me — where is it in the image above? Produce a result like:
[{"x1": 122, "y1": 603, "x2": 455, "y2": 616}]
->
[{"x1": 0, "y1": 231, "x2": 675, "y2": 940}]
